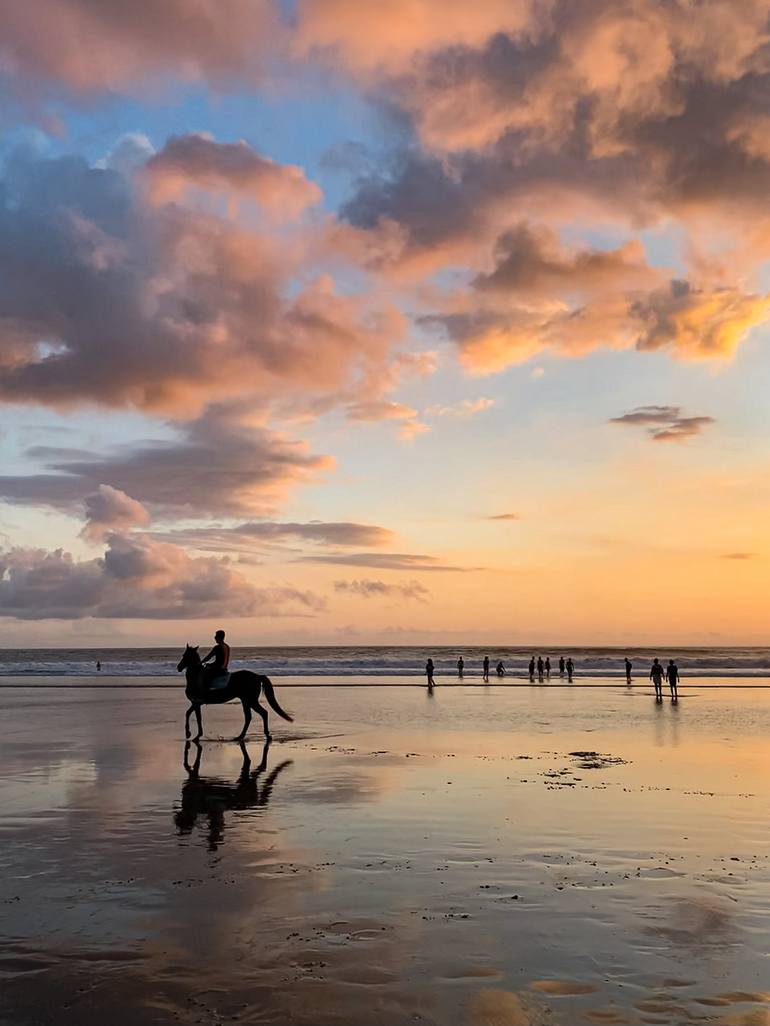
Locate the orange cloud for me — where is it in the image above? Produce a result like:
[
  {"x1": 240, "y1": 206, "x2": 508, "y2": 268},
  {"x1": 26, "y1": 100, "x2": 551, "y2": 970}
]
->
[{"x1": 633, "y1": 282, "x2": 770, "y2": 360}]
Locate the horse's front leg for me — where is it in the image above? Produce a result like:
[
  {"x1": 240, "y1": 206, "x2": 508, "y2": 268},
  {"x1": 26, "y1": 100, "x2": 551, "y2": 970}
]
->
[
  {"x1": 235, "y1": 698, "x2": 251, "y2": 742},
  {"x1": 193, "y1": 704, "x2": 203, "y2": 741},
  {"x1": 184, "y1": 703, "x2": 194, "y2": 739}
]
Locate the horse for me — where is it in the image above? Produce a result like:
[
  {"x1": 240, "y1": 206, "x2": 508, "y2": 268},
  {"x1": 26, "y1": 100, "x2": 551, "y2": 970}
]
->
[{"x1": 176, "y1": 644, "x2": 293, "y2": 742}]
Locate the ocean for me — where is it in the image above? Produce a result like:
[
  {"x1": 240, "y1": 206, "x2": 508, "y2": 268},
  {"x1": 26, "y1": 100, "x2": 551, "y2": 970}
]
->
[{"x1": 0, "y1": 645, "x2": 769, "y2": 680}]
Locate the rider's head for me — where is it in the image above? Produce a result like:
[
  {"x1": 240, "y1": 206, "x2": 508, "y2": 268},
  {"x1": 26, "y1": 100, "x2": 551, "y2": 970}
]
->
[{"x1": 215, "y1": 629, "x2": 226, "y2": 641}]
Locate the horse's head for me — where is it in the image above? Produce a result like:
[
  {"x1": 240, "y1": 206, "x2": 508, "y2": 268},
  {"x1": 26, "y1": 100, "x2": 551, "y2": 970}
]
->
[{"x1": 177, "y1": 644, "x2": 200, "y2": 672}]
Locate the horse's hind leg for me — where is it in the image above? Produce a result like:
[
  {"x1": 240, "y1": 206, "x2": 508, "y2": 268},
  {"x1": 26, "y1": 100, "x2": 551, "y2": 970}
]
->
[
  {"x1": 235, "y1": 698, "x2": 251, "y2": 742},
  {"x1": 251, "y1": 699, "x2": 271, "y2": 741}
]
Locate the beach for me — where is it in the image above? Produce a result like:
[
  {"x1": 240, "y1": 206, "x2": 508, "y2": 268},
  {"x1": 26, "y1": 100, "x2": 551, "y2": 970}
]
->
[{"x1": 1, "y1": 681, "x2": 769, "y2": 1025}]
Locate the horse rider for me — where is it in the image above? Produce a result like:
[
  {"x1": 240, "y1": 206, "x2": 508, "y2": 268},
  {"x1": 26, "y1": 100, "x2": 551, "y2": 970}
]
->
[{"x1": 201, "y1": 629, "x2": 231, "y2": 692}]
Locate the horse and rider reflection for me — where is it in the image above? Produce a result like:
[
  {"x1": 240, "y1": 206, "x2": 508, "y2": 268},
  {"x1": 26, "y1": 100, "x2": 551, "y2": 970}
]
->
[{"x1": 175, "y1": 739, "x2": 292, "y2": 851}]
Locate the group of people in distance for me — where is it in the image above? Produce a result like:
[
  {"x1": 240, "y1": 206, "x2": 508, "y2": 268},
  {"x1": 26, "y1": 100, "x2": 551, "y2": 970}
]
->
[
  {"x1": 426, "y1": 654, "x2": 682, "y2": 700},
  {"x1": 425, "y1": 654, "x2": 575, "y2": 688}
]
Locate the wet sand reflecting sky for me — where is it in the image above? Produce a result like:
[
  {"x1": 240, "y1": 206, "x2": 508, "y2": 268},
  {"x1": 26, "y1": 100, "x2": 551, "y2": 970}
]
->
[{"x1": 1, "y1": 684, "x2": 769, "y2": 1025}]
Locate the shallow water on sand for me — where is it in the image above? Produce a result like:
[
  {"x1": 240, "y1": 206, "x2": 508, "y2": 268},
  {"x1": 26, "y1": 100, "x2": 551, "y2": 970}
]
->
[{"x1": 1, "y1": 684, "x2": 769, "y2": 1025}]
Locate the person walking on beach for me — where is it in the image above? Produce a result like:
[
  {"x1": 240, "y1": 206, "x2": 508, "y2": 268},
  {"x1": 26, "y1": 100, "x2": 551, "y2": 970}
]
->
[
  {"x1": 496, "y1": 660, "x2": 506, "y2": 677},
  {"x1": 537, "y1": 656, "x2": 544, "y2": 680},
  {"x1": 666, "y1": 659, "x2": 679, "y2": 701},
  {"x1": 566, "y1": 657, "x2": 574, "y2": 682},
  {"x1": 545, "y1": 657, "x2": 551, "y2": 678},
  {"x1": 425, "y1": 658, "x2": 436, "y2": 689},
  {"x1": 650, "y1": 658, "x2": 665, "y2": 701},
  {"x1": 483, "y1": 655, "x2": 490, "y2": 682},
  {"x1": 457, "y1": 656, "x2": 464, "y2": 679},
  {"x1": 624, "y1": 657, "x2": 632, "y2": 683},
  {"x1": 559, "y1": 656, "x2": 565, "y2": 676},
  {"x1": 528, "y1": 656, "x2": 536, "y2": 681}
]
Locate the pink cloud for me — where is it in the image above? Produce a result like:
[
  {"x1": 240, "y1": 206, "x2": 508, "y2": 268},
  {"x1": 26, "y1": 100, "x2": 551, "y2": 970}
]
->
[{"x1": 144, "y1": 134, "x2": 321, "y2": 218}]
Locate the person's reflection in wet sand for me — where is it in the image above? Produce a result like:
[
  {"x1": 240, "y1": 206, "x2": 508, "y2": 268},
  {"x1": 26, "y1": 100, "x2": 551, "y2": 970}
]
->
[{"x1": 175, "y1": 740, "x2": 292, "y2": 851}]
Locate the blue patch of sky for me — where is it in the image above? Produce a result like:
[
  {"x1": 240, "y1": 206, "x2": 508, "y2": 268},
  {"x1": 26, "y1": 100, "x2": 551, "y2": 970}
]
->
[
  {"x1": 0, "y1": 408, "x2": 177, "y2": 476},
  {"x1": 6, "y1": 70, "x2": 381, "y2": 213}
]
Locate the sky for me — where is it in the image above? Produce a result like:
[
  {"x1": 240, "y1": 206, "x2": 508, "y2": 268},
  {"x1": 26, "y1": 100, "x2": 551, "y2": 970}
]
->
[{"x1": 0, "y1": 0, "x2": 769, "y2": 647}]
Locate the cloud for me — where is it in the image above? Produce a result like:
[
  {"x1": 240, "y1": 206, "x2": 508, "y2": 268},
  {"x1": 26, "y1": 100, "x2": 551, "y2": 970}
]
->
[
  {"x1": 297, "y1": 552, "x2": 478, "y2": 572},
  {"x1": 333, "y1": 578, "x2": 429, "y2": 601},
  {"x1": 721, "y1": 552, "x2": 755, "y2": 560},
  {"x1": 345, "y1": 399, "x2": 430, "y2": 442},
  {"x1": 426, "y1": 397, "x2": 495, "y2": 418},
  {"x1": 347, "y1": 400, "x2": 418, "y2": 421},
  {"x1": 143, "y1": 134, "x2": 321, "y2": 217},
  {"x1": 329, "y1": 2, "x2": 770, "y2": 365},
  {"x1": 0, "y1": 147, "x2": 405, "y2": 414},
  {"x1": 0, "y1": 0, "x2": 278, "y2": 95},
  {"x1": 0, "y1": 534, "x2": 324, "y2": 620},
  {"x1": 397, "y1": 419, "x2": 430, "y2": 442},
  {"x1": 152, "y1": 520, "x2": 394, "y2": 553},
  {"x1": 82, "y1": 485, "x2": 150, "y2": 541},
  {"x1": 0, "y1": 406, "x2": 332, "y2": 518},
  {"x1": 484, "y1": 513, "x2": 519, "y2": 521},
  {"x1": 632, "y1": 281, "x2": 770, "y2": 360},
  {"x1": 610, "y1": 405, "x2": 715, "y2": 442}
]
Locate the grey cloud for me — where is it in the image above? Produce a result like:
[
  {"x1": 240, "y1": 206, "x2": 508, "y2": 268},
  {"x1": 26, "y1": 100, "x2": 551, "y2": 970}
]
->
[
  {"x1": 333, "y1": 578, "x2": 430, "y2": 601},
  {"x1": 484, "y1": 512, "x2": 519, "y2": 521},
  {"x1": 82, "y1": 485, "x2": 150, "y2": 541},
  {"x1": 297, "y1": 552, "x2": 479, "y2": 572},
  {"x1": 0, "y1": 405, "x2": 331, "y2": 518},
  {"x1": 0, "y1": 534, "x2": 325, "y2": 621},
  {"x1": 152, "y1": 520, "x2": 394, "y2": 553},
  {"x1": 610, "y1": 405, "x2": 715, "y2": 442}
]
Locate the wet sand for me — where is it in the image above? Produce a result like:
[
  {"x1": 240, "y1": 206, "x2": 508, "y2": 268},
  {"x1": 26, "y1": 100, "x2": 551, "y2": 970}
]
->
[{"x1": 1, "y1": 683, "x2": 769, "y2": 1025}]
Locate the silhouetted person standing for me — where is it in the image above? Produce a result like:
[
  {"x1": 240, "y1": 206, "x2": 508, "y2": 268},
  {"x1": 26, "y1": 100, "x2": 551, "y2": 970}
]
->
[
  {"x1": 624, "y1": 657, "x2": 632, "y2": 683},
  {"x1": 96, "y1": 660, "x2": 101, "y2": 672},
  {"x1": 496, "y1": 660, "x2": 506, "y2": 677},
  {"x1": 483, "y1": 655, "x2": 490, "y2": 682},
  {"x1": 537, "y1": 656, "x2": 544, "y2": 680},
  {"x1": 426, "y1": 658, "x2": 435, "y2": 689},
  {"x1": 666, "y1": 660, "x2": 679, "y2": 701},
  {"x1": 457, "y1": 656, "x2": 464, "y2": 679},
  {"x1": 559, "y1": 656, "x2": 565, "y2": 676},
  {"x1": 545, "y1": 657, "x2": 551, "y2": 678},
  {"x1": 528, "y1": 656, "x2": 536, "y2": 681},
  {"x1": 650, "y1": 658, "x2": 664, "y2": 701},
  {"x1": 566, "y1": 658, "x2": 574, "y2": 682}
]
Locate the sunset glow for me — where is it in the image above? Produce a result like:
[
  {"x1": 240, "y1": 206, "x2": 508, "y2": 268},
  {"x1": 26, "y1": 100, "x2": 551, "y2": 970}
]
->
[{"x1": 1, "y1": 0, "x2": 769, "y2": 645}]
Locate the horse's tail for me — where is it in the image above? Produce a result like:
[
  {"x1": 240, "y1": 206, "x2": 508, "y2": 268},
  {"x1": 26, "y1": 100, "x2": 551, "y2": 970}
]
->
[{"x1": 261, "y1": 676, "x2": 293, "y2": 722}]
